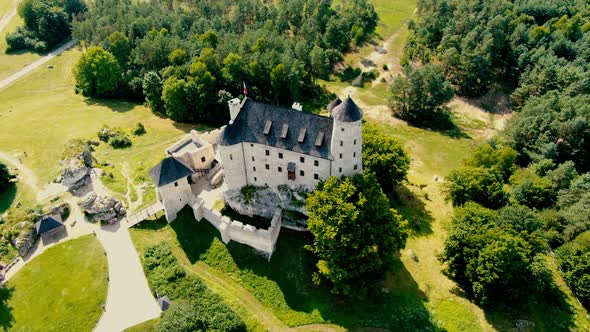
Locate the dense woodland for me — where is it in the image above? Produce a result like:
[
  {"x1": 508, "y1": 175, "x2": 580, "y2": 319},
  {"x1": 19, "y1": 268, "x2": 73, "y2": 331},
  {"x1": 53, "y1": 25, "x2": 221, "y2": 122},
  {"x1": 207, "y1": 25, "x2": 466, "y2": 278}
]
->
[
  {"x1": 72, "y1": 0, "x2": 377, "y2": 124},
  {"x1": 6, "y1": 0, "x2": 86, "y2": 52},
  {"x1": 405, "y1": 0, "x2": 590, "y2": 310}
]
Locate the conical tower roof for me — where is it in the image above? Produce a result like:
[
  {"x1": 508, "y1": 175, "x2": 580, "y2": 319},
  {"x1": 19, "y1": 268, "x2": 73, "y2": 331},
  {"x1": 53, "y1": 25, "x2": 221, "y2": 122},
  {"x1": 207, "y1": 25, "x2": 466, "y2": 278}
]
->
[{"x1": 331, "y1": 96, "x2": 362, "y2": 122}]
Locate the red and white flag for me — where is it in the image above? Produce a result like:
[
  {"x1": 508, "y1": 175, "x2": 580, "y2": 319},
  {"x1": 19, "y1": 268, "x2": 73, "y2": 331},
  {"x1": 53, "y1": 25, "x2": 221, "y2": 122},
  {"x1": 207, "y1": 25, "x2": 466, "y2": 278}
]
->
[{"x1": 243, "y1": 81, "x2": 248, "y2": 95}]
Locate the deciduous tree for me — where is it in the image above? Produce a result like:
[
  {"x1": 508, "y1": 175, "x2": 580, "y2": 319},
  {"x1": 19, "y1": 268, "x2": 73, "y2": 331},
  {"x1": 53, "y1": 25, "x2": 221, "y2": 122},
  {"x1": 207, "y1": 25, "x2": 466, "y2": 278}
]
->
[{"x1": 74, "y1": 46, "x2": 121, "y2": 97}]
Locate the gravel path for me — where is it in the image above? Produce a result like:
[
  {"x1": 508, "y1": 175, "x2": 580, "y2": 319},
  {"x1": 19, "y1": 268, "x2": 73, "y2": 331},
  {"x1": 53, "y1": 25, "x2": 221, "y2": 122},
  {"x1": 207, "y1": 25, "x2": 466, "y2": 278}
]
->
[
  {"x1": 0, "y1": 8, "x2": 16, "y2": 35},
  {"x1": 93, "y1": 223, "x2": 161, "y2": 332},
  {"x1": 0, "y1": 39, "x2": 77, "y2": 91}
]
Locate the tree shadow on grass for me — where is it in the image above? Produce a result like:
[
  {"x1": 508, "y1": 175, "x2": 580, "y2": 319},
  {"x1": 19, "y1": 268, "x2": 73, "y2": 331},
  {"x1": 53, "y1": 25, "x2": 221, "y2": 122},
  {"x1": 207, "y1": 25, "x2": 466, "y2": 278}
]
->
[
  {"x1": 0, "y1": 286, "x2": 15, "y2": 331},
  {"x1": 169, "y1": 207, "x2": 444, "y2": 331},
  {"x1": 389, "y1": 184, "x2": 434, "y2": 237},
  {"x1": 482, "y1": 286, "x2": 577, "y2": 332},
  {"x1": 83, "y1": 98, "x2": 136, "y2": 113},
  {"x1": 0, "y1": 183, "x2": 16, "y2": 214}
]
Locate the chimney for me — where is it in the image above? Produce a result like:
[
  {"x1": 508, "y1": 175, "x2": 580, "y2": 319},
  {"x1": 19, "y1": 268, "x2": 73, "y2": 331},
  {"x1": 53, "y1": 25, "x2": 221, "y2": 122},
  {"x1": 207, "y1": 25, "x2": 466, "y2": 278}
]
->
[
  {"x1": 228, "y1": 98, "x2": 241, "y2": 123},
  {"x1": 291, "y1": 102, "x2": 303, "y2": 111}
]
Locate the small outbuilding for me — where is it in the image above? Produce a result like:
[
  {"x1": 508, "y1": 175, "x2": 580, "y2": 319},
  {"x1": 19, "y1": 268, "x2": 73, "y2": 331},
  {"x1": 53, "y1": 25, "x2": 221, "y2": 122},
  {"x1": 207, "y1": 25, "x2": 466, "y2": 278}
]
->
[
  {"x1": 157, "y1": 295, "x2": 171, "y2": 311},
  {"x1": 35, "y1": 214, "x2": 65, "y2": 236}
]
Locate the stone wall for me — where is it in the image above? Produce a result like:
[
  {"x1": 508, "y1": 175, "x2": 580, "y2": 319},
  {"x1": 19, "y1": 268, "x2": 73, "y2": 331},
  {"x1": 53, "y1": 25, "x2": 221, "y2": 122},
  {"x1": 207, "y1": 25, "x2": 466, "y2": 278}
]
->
[
  {"x1": 192, "y1": 198, "x2": 282, "y2": 257},
  {"x1": 330, "y1": 119, "x2": 363, "y2": 177},
  {"x1": 159, "y1": 177, "x2": 193, "y2": 221}
]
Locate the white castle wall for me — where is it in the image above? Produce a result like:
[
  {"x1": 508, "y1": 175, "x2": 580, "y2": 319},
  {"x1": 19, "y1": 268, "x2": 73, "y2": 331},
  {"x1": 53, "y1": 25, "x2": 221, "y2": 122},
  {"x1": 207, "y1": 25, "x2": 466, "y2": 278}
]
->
[
  {"x1": 330, "y1": 119, "x2": 363, "y2": 177},
  {"x1": 159, "y1": 177, "x2": 193, "y2": 221},
  {"x1": 241, "y1": 142, "x2": 331, "y2": 190},
  {"x1": 192, "y1": 198, "x2": 282, "y2": 256}
]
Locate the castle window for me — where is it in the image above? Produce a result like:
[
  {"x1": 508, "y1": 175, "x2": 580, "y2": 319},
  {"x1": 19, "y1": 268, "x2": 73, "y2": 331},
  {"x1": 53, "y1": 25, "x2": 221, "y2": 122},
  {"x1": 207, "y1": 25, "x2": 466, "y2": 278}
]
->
[
  {"x1": 278, "y1": 166, "x2": 283, "y2": 172},
  {"x1": 251, "y1": 156, "x2": 255, "y2": 161},
  {"x1": 340, "y1": 141, "x2": 343, "y2": 147},
  {"x1": 265, "y1": 164, "x2": 269, "y2": 170},
  {"x1": 254, "y1": 176, "x2": 257, "y2": 181},
  {"x1": 314, "y1": 160, "x2": 319, "y2": 167},
  {"x1": 314, "y1": 174, "x2": 319, "y2": 180},
  {"x1": 253, "y1": 166, "x2": 256, "y2": 172},
  {"x1": 201, "y1": 156, "x2": 206, "y2": 163},
  {"x1": 251, "y1": 143, "x2": 254, "y2": 147},
  {"x1": 353, "y1": 152, "x2": 356, "y2": 157},
  {"x1": 339, "y1": 153, "x2": 342, "y2": 159},
  {"x1": 341, "y1": 128, "x2": 344, "y2": 132},
  {"x1": 354, "y1": 164, "x2": 358, "y2": 170},
  {"x1": 300, "y1": 156, "x2": 305, "y2": 163},
  {"x1": 230, "y1": 154, "x2": 233, "y2": 160},
  {"x1": 279, "y1": 152, "x2": 283, "y2": 159},
  {"x1": 174, "y1": 181, "x2": 178, "y2": 187},
  {"x1": 339, "y1": 167, "x2": 342, "y2": 173},
  {"x1": 300, "y1": 170, "x2": 305, "y2": 176},
  {"x1": 354, "y1": 139, "x2": 357, "y2": 145},
  {"x1": 265, "y1": 149, "x2": 270, "y2": 156}
]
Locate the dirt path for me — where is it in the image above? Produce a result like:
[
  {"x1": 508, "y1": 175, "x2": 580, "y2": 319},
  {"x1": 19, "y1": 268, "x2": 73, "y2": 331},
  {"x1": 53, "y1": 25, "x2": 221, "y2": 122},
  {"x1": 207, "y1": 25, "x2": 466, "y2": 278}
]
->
[
  {"x1": 0, "y1": 150, "x2": 67, "y2": 201},
  {"x1": 0, "y1": 39, "x2": 77, "y2": 91},
  {"x1": 0, "y1": 8, "x2": 16, "y2": 35},
  {"x1": 121, "y1": 163, "x2": 143, "y2": 211}
]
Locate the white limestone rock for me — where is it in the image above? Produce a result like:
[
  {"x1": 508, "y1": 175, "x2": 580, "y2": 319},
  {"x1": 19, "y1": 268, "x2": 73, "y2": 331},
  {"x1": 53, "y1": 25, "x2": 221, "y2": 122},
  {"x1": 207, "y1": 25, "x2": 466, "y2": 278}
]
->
[
  {"x1": 58, "y1": 141, "x2": 94, "y2": 189},
  {"x1": 78, "y1": 192, "x2": 126, "y2": 223},
  {"x1": 11, "y1": 226, "x2": 36, "y2": 257},
  {"x1": 223, "y1": 185, "x2": 308, "y2": 220}
]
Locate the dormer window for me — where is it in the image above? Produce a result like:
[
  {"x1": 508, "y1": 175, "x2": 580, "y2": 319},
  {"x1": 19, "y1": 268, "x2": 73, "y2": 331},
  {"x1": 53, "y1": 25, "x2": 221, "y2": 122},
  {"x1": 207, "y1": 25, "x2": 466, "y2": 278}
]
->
[
  {"x1": 264, "y1": 120, "x2": 272, "y2": 135},
  {"x1": 281, "y1": 124, "x2": 289, "y2": 139},
  {"x1": 315, "y1": 131, "x2": 324, "y2": 147},
  {"x1": 298, "y1": 128, "x2": 306, "y2": 143}
]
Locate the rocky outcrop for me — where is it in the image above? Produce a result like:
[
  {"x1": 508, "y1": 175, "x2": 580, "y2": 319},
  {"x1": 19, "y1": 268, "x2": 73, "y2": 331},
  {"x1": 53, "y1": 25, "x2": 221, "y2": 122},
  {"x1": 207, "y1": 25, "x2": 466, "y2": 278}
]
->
[
  {"x1": 58, "y1": 140, "x2": 94, "y2": 189},
  {"x1": 11, "y1": 225, "x2": 36, "y2": 257},
  {"x1": 78, "y1": 192, "x2": 126, "y2": 223},
  {"x1": 223, "y1": 185, "x2": 307, "y2": 220}
]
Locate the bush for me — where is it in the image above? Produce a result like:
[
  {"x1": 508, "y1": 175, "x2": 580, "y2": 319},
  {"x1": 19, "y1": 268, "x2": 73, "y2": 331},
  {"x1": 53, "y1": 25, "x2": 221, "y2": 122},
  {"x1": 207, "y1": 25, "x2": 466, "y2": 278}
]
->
[
  {"x1": 444, "y1": 166, "x2": 509, "y2": 209},
  {"x1": 0, "y1": 162, "x2": 11, "y2": 193},
  {"x1": 132, "y1": 122, "x2": 146, "y2": 136},
  {"x1": 144, "y1": 243, "x2": 245, "y2": 332},
  {"x1": 97, "y1": 126, "x2": 132, "y2": 148}
]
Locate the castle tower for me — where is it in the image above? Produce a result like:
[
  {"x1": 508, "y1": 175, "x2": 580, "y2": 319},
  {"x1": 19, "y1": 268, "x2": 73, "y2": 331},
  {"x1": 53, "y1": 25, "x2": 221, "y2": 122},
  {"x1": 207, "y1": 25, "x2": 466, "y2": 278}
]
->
[{"x1": 329, "y1": 96, "x2": 363, "y2": 177}]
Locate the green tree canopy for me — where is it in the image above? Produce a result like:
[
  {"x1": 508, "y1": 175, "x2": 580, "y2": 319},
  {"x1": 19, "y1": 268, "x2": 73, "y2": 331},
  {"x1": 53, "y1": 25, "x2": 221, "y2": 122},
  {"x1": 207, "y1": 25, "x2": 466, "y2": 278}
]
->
[
  {"x1": 306, "y1": 173, "x2": 408, "y2": 295},
  {"x1": 74, "y1": 46, "x2": 121, "y2": 97},
  {"x1": 389, "y1": 63, "x2": 454, "y2": 128},
  {"x1": 444, "y1": 166, "x2": 508, "y2": 209},
  {"x1": 362, "y1": 122, "x2": 410, "y2": 192},
  {"x1": 0, "y1": 162, "x2": 11, "y2": 193},
  {"x1": 157, "y1": 299, "x2": 203, "y2": 332},
  {"x1": 440, "y1": 202, "x2": 550, "y2": 305}
]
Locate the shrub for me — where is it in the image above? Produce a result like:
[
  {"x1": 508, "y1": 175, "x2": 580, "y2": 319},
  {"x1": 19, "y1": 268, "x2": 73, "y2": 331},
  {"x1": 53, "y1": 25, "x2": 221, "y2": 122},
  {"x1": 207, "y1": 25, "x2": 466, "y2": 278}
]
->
[
  {"x1": 144, "y1": 243, "x2": 245, "y2": 331},
  {"x1": 132, "y1": 122, "x2": 146, "y2": 136},
  {"x1": 0, "y1": 162, "x2": 11, "y2": 193},
  {"x1": 97, "y1": 126, "x2": 132, "y2": 148}
]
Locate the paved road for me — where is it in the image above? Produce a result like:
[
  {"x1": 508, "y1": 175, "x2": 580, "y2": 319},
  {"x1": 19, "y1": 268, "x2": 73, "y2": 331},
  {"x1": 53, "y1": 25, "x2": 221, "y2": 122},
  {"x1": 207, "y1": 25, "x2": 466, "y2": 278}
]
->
[
  {"x1": 93, "y1": 223, "x2": 161, "y2": 332},
  {"x1": 0, "y1": 39, "x2": 77, "y2": 91},
  {"x1": 0, "y1": 8, "x2": 16, "y2": 35}
]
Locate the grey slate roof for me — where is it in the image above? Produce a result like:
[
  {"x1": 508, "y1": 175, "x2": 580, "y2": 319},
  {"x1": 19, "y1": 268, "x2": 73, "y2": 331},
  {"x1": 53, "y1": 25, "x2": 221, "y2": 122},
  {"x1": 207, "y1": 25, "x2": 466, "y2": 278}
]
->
[
  {"x1": 157, "y1": 296, "x2": 171, "y2": 311},
  {"x1": 327, "y1": 97, "x2": 341, "y2": 112},
  {"x1": 218, "y1": 98, "x2": 335, "y2": 159},
  {"x1": 149, "y1": 157, "x2": 194, "y2": 187},
  {"x1": 331, "y1": 97, "x2": 363, "y2": 122},
  {"x1": 35, "y1": 214, "x2": 64, "y2": 235}
]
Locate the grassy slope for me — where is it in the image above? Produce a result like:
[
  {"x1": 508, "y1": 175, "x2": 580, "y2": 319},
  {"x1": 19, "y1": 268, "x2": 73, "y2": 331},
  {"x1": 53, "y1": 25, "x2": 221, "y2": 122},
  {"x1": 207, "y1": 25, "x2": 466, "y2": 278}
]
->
[
  {"x1": 123, "y1": 318, "x2": 159, "y2": 332},
  {"x1": 0, "y1": 46, "x2": 195, "y2": 209},
  {"x1": 0, "y1": 0, "x2": 17, "y2": 18},
  {"x1": 0, "y1": 15, "x2": 44, "y2": 82},
  {"x1": 0, "y1": 235, "x2": 108, "y2": 332}
]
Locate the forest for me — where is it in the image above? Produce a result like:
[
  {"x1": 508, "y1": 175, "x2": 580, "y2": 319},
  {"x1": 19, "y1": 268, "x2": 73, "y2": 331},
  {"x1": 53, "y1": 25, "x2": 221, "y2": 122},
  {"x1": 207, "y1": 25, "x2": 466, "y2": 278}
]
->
[
  {"x1": 404, "y1": 0, "x2": 590, "y2": 310},
  {"x1": 71, "y1": 0, "x2": 377, "y2": 124}
]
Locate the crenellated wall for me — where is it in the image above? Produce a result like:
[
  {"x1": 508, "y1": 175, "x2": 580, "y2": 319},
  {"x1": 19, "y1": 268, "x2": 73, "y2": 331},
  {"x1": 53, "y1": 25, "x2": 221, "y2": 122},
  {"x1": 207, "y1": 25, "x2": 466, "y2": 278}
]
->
[{"x1": 191, "y1": 198, "x2": 282, "y2": 257}]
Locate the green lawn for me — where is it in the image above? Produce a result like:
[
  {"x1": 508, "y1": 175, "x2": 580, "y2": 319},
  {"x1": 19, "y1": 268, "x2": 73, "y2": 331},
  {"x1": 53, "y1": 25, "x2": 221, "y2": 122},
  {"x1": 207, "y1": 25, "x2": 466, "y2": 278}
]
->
[
  {"x1": 0, "y1": 235, "x2": 108, "y2": 332},
  {"x1": 0, "y1": 46, "x2": 199, "y2": 211},
  {"x1": 123, "y1": 318, "x2": 159, "y2": 332},
  {"x1": 0, "y1": 0, "x2": 17, "y2": 19},
  {"x1": 0, "y1": 15, "x2": 44, "y2": 82}
]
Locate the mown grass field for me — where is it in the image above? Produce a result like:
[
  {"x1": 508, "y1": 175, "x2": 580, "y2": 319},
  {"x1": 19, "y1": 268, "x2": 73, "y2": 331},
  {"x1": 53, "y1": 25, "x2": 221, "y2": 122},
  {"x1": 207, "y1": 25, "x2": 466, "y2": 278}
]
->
[
  {"x1": 0, "y1": 0, "x2": 17, "y2": 18},
  {"x1": 0, "y1": 235, "x2": 108, "y2": 332},
  {"x1": 0, "y1": 15, "x2": 44, "y2": 82}
]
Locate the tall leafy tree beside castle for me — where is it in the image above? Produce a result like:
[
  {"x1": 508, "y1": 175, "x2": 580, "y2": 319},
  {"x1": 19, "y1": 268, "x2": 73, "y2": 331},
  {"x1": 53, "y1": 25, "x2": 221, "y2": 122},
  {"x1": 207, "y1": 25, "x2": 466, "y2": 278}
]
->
[{"x1": 306, "y1": 173, "x2": 408, "y2": 295}]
